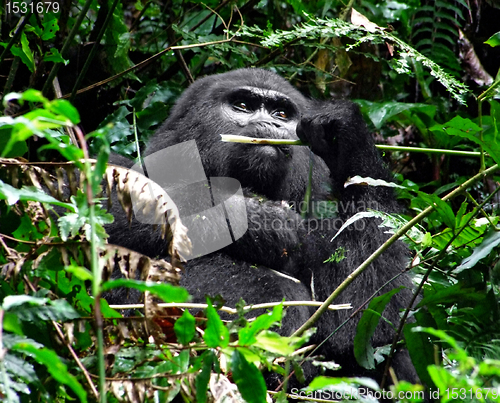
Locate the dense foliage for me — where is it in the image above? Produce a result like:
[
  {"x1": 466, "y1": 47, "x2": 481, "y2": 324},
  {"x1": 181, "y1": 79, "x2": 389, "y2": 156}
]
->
[{"x1": 1, "y1": 0, "x2": 500, "y2": 402}]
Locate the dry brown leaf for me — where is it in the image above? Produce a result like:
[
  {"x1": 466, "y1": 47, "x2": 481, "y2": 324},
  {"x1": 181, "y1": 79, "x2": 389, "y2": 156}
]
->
[
  {"x1": 351, "y1": 8, "x2": 381, "y2": 33},
  {"x1": 0, "y1": 158, "x2": 192, "y2": 269},
  {"x1": 106, "y1": 164, "x2": 191, "y2": 267}
]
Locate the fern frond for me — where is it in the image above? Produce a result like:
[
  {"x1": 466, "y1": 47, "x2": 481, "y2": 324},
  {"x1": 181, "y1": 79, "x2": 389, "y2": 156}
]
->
[
  {"x1": 237, "y1": 13, "x2": 469, "y2": 103},
  {"x1": 411, "y1": 0, "x2": 465, "y2": 84}
]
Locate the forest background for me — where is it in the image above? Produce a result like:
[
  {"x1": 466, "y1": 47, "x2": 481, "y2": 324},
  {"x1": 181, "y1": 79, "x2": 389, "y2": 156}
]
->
[{"x1": 1, "y1": 0, "x2": 500, "y2": 402}]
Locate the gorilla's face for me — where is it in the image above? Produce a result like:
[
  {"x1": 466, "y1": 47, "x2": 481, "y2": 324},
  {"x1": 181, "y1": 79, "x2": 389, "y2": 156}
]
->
[
  {"x1": 150, "y1": 69, "x2": 312, "y2": 199},
  {"x1": 222, "y1": 85, "x2": 299, "y2": 155},
  {"x1": 218, "y1": 85, "x2": 302, "y2": 196}
]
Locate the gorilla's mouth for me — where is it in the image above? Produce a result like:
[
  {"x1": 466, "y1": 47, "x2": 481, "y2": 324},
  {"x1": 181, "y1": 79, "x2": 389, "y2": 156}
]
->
[
  {"x1": 229, "y1": 141, "x2": 292, "y2": 190},
  {"x1": 233, "y1": 123, "x2": 294, "y2": 158}
]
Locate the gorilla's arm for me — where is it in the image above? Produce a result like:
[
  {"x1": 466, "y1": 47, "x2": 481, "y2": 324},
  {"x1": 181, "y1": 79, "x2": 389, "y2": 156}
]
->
[
  {"x1": 222, "y1": 100, "x2": 414, "y2": 379},
  {"x1": 226, "y1": 100, "x2": 403, "y2": 278},
  {"x1": 295, "y1": 101, "x2": 415, "y2": 380}
]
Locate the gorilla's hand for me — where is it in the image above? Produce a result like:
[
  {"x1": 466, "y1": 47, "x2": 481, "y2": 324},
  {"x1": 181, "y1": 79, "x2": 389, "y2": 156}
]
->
[
  {"x1": 296, "y1": 100, "x2": 384, "y2": 191},
  {"x1": 296, "y1": 106, "x2": 335, "y2": 164}
]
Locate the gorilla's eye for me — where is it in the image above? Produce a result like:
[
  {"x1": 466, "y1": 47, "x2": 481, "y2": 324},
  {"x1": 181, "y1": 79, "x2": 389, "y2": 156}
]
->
[
  {"x1": 273, "y1": 110, "x2": 288, "y2": 120},
  {"x1": 233, "y1": 102, "x2": 249, "y2": 112}
]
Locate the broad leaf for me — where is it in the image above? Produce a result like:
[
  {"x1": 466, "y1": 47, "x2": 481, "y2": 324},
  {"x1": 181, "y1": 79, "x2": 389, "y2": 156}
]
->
[
  {"x1": 354, "y1": 287, "x2": 404, "y2": 369},
  {"x1": 456, "y1": 229, "x2": 500, "y2": 272},
  {"x1": 174, "y1": 310, "x2": 196, "y2": 345},
  {"x1": 238, "y1": 303, "x2": 283, "y2": 345},
  {"x1": 12, "y1": 343, "x2": 87, "y2": 402},
  {"x1": 195, "y1": 350, "x2": 215, "y2": 403},
  {"x1": 231, "y1": 349, "x2": 267, "y2": 403},
  {"x1": 101, "y1": 279, "x2": 189, "y2": 303},
  {"x1": 0, "y1": 180, "x2": 74, "y2": 210},
  {"x1": 203, "y1": 299, "x2": 229, "y2": 348}
]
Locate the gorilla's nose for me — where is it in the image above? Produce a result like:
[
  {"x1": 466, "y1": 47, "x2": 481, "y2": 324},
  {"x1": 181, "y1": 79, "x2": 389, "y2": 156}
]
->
[
  {"x1": 251, "y1": 121, "x2": 290, "y2": 139},
  {"x1": 249, "y1": 115, "x2": 282, "y2": 128}
]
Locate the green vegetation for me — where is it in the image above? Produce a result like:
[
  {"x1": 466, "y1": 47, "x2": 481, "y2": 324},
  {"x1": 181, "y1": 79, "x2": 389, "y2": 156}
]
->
[{"x1": 1, "y1": 0, "x2": 500, "y2": 401}]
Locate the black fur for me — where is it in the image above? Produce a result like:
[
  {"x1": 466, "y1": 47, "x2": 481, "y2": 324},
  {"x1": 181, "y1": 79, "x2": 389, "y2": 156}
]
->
[{"x1": 107, "y1": 68, "x2": 416, "y2": 384}]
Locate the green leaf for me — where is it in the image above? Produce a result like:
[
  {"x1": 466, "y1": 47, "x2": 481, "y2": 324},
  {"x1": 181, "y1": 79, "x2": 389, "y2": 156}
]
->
[
  {"x1": 101, "y1": 279, "x2": 189, "y2": 303},
  {"x1": 43, "y1": 48, "x2": 67, "y2": 64},
  {"x1": 20, "y1": 32, "x2": 34, "y2": 72},
  {"x1": 431, "y1": 220, "x2": 487, "y2": 250},
  {"x1": 0, "y1": 106, "x2": 79, "y2": 158},
  {"x1": 412, "y1": 327, "x2": 467, "y2": 361},
  {"x1": 5, "y1": 352, "x2": 38, "y2": 384},
  {"x1": 41, "y1": 18, "x2": 59, "y2": 40},
  {"x1": 174, "y1": 310, "x2": 196, "y2": 345},
  {"x1": 13, "y1": 215, "x2": 44, "y2": 241},
  {"x1": 355, "y1": 100, "x2": 436, "y2": 129},
  {"x1": 2, "y1": 295, "x2": 49, "y2": 310},
  {"x1": 12, "y1": 343, "x2": 87, "y2": 402},
  {"x1": 419, "y1": 193, "x2": 456, "y2": 230},
  {"x1": 417, "y1": 284, "x2": 485, "y2": 307},
  {"x1": 195, "y1": 350, "x2": 214, "y2": 403},
  {"x1": 91, "y1": 147, "x2": 110, "y2": 195},
  {"x1": 203, "y1": 298, "x2": 229, "y2": 348},
  {"x1": 136, "y1": 102, "x2": 169, "y2": 131},
  {"x1": 485, "y1": 31, "x2": 500, "y2": 47},
  {"x1": 0, "y1": 118, "x2": 35, "y2": 157},
  {"x1": 478, "y1": 359, "x2": 500, "y2": 377},
  {"x1": 354, "y1": 287, "x2": 404, "y2": 369},
  {"x1": 65, "y1": 264, "x2": 94, "y2": 282},
  {"x1": 58, "y1": 212, "x2": 86, "y2": 241},
  {"x1": 0, "y1": 126, "x2": 27, "y2": 157},
  {"x1": 3, "y1": 297, "x2": 79, "y2": 322},
  {"x1": 3, "y1": 312, "x2": 23, "y2": 335},
  {"x1": 128, "y1": 79, "x2": 160, "y2": 109},
  {"x1": 231, "y1": 349, "x2": 267, "y2": 403},
  {"x1": 4, "y1": 89, "x2": 48, "y2": 105},
  {"x1": 404, "y1": 314, "x2": 437, "y2": 390},
  {"x1": 10, "y1": 33, "x2": 36, "y2": 73},
  {"x1": 174, "y1": 349, "x2": 190, "y2": 373},
  {"x1": 49, "y1": 100, "x2": 80, "y2": 125},
  {"x1": 104, "y1": 2, "x2": 136, "y2": 78},
  {"x1": 456, "y1": 229, "x2": 500, "y2": 272},
  {"x1": 426, "y1": 365, "x2": 456, "y2": 392},
  {"x1": 254, "y1": 330, "x2": 305, "y2": 356},
  {"x1": 238, "y1": 303, "x2": 282, "y2": 345},
  {"x1": 100, "y1": 298, "x2": 122, "y2": 318},
  {"x1": 430, "y1": 116, "x2": 481, "y2": 136},
  {"x1": 430, "y1": 116, "x2": 500, "y2": 164}
]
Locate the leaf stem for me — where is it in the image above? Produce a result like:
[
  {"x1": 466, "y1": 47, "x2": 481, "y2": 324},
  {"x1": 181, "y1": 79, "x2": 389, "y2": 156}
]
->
[
  {"x1": 220, "y1": 135, "x2": 481, "y2": 157},
  {"x1": 478, "y1": 99, "x2": 486, "y2": 171},
  {"x1": 75, "y1": 126, "x2": 106, "y2": 402},
  {"x1": 108, "y1": 301, "x2": 351, "y2": 314}
]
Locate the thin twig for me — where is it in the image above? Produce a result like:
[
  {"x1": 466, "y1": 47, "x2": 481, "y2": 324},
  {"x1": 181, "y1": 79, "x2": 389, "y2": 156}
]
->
[
  {"x1": 42, "y1": 0, "x2": 94, "y2": 96},
  {"x1": 52, "y1": 322, "x2": 99, "y2": 399},
  {"x1": 220, "y1": 134, "x2": 481, "y2": 157},
  {"x1": 56, "y1": 30, "x2": 243, "y2": 100},
  {"x1": 108, "y1": 301, "x2": 351, "y2": 314},
  {"x1": 69, "y1": 0, "x2": 121, "y2": 102}
]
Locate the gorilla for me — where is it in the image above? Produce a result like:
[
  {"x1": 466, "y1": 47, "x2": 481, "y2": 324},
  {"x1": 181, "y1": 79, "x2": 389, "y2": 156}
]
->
[{"x1": 107, "y1": 68, "x2": 416, "y2": 385}]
